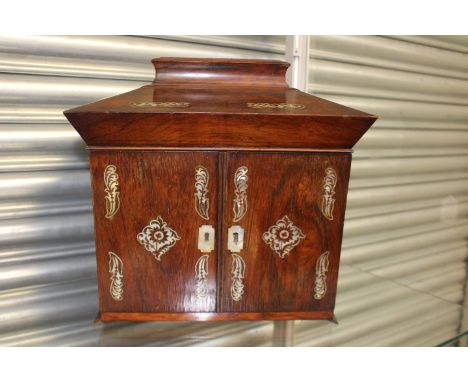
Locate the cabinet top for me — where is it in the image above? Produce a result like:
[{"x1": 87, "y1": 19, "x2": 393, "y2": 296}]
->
[
  {"x1": 64, "y1": 58, "x2": 377, "y2": 150},
  {"x1": 150, "y1": 57, "x2": 291, "y2": 88}
]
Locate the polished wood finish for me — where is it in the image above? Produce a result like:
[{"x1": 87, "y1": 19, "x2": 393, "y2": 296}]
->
[
  {"x1": 88, "y1": 146, "x2": 353, "y2": 153},
  {"x1": 152, "y1": 57, "x2": 290, "y2": 88},
  {"x1": 220, "y1": 152, "x2": 351, "y2": 313},
  {"x1": 64, "y1": 58, "x2": 376, "y2": 150},
  {"x1": 64, "y1": 58, "x2": 377, "y2": 322},
  {"x1": 101, "y1": 311, "x2": 334, "y2": 322},
  {"x1": 67, "y1": 110, "x2": 371, "y2": 150},
  {"x1": 90, "y1": 151, "x2": 218, "y2": 313}
]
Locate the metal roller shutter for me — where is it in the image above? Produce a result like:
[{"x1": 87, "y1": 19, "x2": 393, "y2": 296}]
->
[
  {"x1": 0, "y1": 35, "x2": 284, "y2": 346},
  {"x1": 294, "y1": 36, "x2": 468, "y2": 346}
]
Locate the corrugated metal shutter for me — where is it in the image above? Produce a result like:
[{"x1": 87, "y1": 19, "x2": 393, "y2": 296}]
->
[
  {"x1": 294, "y1": 36, "x2": 468, "y2": 346},
  {"x1": 1, "y1": 35, "x2": 467, "y2": 346},
  {"x1": 0, "y1": 35, "x2": 284, "y2": 346}
]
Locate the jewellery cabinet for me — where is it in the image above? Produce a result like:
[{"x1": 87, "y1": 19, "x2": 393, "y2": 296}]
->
[{"x1": 64, "y1": 57, "x2": 376, "y2": 321}]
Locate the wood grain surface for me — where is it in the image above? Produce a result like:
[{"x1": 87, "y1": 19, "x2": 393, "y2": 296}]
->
[
  {"x1": 151, "y1": 57, "x2": 290, "y2": 88},
  {"x1": 90, "y1": 151, "x2": 218, "y2": 313},
  {"x1": 101, "y1": 310, "x2": 334, "y2": 322},
  {"x1": 220, "y1": 152, "x2": 351, "y2": 313},
  {"x1": 64, "y1": 58, "x2": 376, "y2": 322},
  {"x1": 64, "y1": 59, "x2": 376, "y2": 150}
]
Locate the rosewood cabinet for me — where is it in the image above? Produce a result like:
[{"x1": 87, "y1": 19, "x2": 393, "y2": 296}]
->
[{"x1": 64, "y1": 58, "x2": 376, "y2": 322}]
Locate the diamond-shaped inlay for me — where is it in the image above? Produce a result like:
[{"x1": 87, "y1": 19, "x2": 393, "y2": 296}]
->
[
  {"x1": 262, "y1": 215, "x2": 306, "y2": 259},
  {"x1": 137, "y1": 216, "x2": 181, "y2": 261}
]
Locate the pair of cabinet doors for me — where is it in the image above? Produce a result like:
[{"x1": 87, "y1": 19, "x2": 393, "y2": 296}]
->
[{"x1": 90, "y1": 150, "x2": 351, "y2": 316}]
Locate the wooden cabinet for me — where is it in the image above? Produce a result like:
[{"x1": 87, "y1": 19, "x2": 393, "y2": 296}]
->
[{"x1": 64, "y1": 58, "x2": 376, "y2": 321}]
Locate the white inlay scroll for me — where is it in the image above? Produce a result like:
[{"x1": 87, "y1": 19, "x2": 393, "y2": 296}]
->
[
  {"x1": 246, "y1": 103, "x2": 305, "y2": 110},
  {"x1": 233, "y1": 166, "x2": 248, "y2": 222},
  {"x1": 137, "y1": 216, "x2": 181, "y2": 261},
  {"x1": 104, "y1": 165, "x2": 120, "y2": 219},
  {"x1": 321, "y1": 167, "x2": 337, "y2": 220},
  {"x1": 132, "y1": 101, "x2": 190, "y2": 108},
  {"x1": 108, "y1": 252, "x2": 123, "y2": 301},
  {"x1": 195, "y1": 225, "x2": 214, "y2": 301},
  {"x1": 314, "y1": 251, "x2": 330, "y2": 300},
  {"x1": 195, "y1": 254, "x2": 209, "y2": 300},
  {"x1": 229, "y1": 166, "x2": 248, "y2": 301},
  {"x1": 262, "y1": 215, "x2": 306, "y2": 259},
  {"x1": 231, "y1": 254, "x2": 246, "y2": 302},
  {"x1": 194, "y1": 165, "x2": 210, "y2": 220}
]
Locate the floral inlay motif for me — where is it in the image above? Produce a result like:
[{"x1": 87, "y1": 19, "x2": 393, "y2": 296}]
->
[
  {"x1": 137, "y1": 216, "x2": 181, "y2": 261},
  {"x1": 104, "y1": 165, "x2": 120, "y2": 219},
  {"x1": 108, "y1": 252, "x2": 123, "y2": 301},
  {"x1": 262, "y1": 215, "x2": 306, "y2": 259},
  {"x1": 194, "y1": 165, "x2": 210, "y2": 220},
  {"x1": 233, "y1": 166, "x2": 248, "y2": 222},
  {"x1": 131, "y1": 101, "x2": 190, "y2": 108},
  {"x1": 314, "y1": 251, "x2": 330, "y2": 300},
  {"x1": 195, "y1": 254, "x2": 209, "y2": 300},
  {"x1": 247, "y1": 103, "x2": 305, "y2": 110},
  {"x1": 321, "y1": 167, "x2": 337, "y2": 220},
  {"x1": 231, "y1": 254, "x2": 246, "y2": 302}
]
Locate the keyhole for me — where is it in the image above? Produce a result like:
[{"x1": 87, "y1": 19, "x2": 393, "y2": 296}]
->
[
  {"x1": 204, "y1": 232, "x2": 210, "y2": 242},
  {"x1": 233, "y1": 232, "x2": 239, "y2": 244}
]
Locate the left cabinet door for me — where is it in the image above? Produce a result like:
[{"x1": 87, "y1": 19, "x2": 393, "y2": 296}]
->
[{"x1": 90, "y1": 151, "x2": 218, "y2": 314}]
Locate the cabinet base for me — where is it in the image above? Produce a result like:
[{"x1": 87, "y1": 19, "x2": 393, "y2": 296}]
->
[{"x1": 100, "y1": 311, "x2": 334, "y2": 322}]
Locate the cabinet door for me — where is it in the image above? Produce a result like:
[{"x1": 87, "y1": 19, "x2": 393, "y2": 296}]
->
[
  {"x1": 90, "y1": 151, "x2": 218, "y2": 313},
  {"x1": 220, "y1": 152, "x2": 351, "y2": 313}
]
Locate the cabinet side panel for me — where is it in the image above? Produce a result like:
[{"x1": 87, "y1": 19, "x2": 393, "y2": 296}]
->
[
  {"x1": 221, "y1": 152, "x2": 351, "y2": 313},
  {"x1": 90, "y1": 151, "x2": 218, "y2": 313}
]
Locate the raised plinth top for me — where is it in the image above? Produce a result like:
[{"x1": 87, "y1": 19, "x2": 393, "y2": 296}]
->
[{"x1": 151, "y1": 57, "x2": 290, "y2": 88}]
